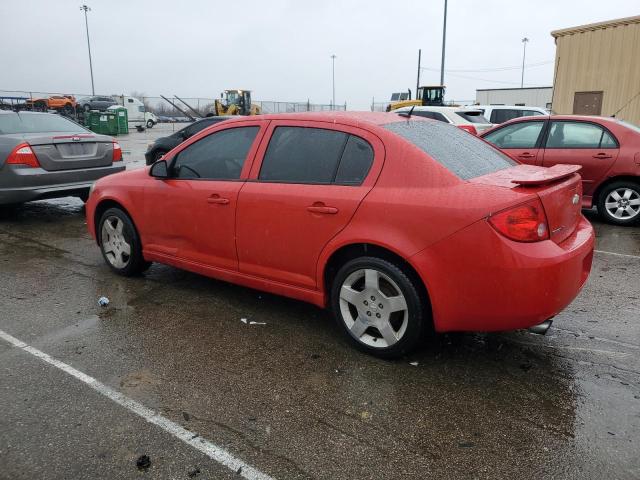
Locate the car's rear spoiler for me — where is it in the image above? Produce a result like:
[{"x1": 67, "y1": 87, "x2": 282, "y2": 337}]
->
[{"x1": 512, "y1": 164, "x2": 582, "y2": 186}]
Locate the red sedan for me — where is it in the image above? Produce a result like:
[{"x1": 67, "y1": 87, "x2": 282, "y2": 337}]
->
[
  {"x1": 481, "y1": 115, "x2": 640, "y2": 225},
  {"x1": 86, "y1": 112, "x2": 594, "y2": 358}
]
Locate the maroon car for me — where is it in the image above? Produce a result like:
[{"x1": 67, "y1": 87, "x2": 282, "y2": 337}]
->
[{"x1": 481, "y1": 115, "x2": 640, "y2": 225}]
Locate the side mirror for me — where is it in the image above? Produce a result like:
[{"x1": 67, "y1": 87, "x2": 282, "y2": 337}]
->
[{"x1": 150, "y1": 159, "x2": 169, "y2": 178}]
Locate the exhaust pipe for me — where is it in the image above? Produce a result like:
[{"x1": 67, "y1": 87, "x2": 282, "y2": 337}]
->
[{"x1": 528, "y1": 320, "x2": 553, "y2": 335}]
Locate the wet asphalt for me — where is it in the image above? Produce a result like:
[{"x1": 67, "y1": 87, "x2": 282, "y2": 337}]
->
[{"x1": 0, "y1": 124, "x2": 639, "y2": 479}]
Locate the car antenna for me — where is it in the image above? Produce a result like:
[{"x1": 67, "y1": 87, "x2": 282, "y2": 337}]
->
[{"x1": 398, "y1": 105, "x2": 416, "y2": 118}]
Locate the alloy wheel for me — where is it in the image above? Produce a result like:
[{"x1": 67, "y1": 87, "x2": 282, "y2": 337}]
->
[
  {"x1": 101, "y1": 216, "x2": 132, "y2": 269},
  {"x1": 604, "y1": 187, "x2": 640, "y2": 220},
  {"x1": 338, "y1": 268, "x2": 409, "y2": 348}
]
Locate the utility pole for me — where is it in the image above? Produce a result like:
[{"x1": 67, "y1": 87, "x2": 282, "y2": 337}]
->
[
  {"x1": 331, "y1": 54, "x2": 336, "y2": 108},
  {"x1": 80, "y1": 5, "x2": 95, "y2": 95},
  {"x1": 521, "y1": 37, "x2": 529, "y2": 88},
  {"x1": 440, "y1": 0, "x2": 447, "y2": 86},
  {"x1": 416, "y1": 49, "x2": 422, "y2": 95}
]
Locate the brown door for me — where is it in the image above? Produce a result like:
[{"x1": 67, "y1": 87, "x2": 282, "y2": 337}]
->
[{"x1": 573, "y1": 91, "x2": 603, "y2": 115}]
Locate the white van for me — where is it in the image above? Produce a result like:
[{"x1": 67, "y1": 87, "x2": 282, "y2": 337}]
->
[
  {"x1": 113, "y1": 95, "x2": 158, "y2": 132},
  {"x1": 474, "y1": 105, "x2": 550, "y2": 124}
]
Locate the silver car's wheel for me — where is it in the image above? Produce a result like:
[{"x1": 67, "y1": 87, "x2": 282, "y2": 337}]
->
[
  {"x1": 604, "y1": 187, "x2": 640, "y2": 221},
  {"x1": 101, "y1": 216, "x2": 132, "y2": 269},
  {"x1": 339, "y1": 268, "x2": 409, "y2": 349}
]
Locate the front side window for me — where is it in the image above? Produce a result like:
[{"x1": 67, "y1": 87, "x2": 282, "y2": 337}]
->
[
  {"x1": 483, "y1": 121, "x2": 545, "y2": 149},
  {"x1": 173, "y1": 126, "x2": 259, "y2": 180},
  {"x1": 546, "y1": 121, "x2": 617, "y2": 149}
]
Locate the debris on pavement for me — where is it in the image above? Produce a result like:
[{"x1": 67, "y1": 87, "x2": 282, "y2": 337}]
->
[
  {"x1": 187, "y1": 468, "x2": 201, "y2": 478},
  {"x1": 182, "y1": 412, "x2": 190, "y2": 421},
  {"x1": 136, "y1": 454, "x2": 151, "y2": 471},
  {"x1": 240, "y1": 318, "x2": 266, "y2": 325},
  {"x1": 409, "y1": 361, "x2": 419, "y2": 366},
  {"x1": 97, "y1": 296, "x2": 110, "y2": 307},
  {"x1": 241, "y1": 318, "x2": 247, "y2": 324}
]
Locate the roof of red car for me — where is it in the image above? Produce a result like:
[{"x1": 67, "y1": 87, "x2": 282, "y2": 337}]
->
[{"x1": 220, "y1": 111, "x2": 410, "y2": 127}]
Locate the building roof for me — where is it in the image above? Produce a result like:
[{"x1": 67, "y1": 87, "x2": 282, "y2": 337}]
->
[
  {"x1": 476, "y1": 87, "x2": 552, "y2": 92},
  {"x1": 551, "y1": 15, "x2": 640, "y2": 38}
]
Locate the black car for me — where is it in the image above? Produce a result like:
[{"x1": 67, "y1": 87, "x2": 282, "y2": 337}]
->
[
  {"x1": 144, "y1": 116, "x2": 232, "y2": 165},
  {"x1": 78, "y1": 96, "x2": 118, "y2": 112}
]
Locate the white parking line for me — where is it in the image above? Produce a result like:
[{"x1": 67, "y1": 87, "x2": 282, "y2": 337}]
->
[
  {"x1": 594, "y1": 249, "x2": 640, "y2": 260},
  {"x1": 0, "y1": 329, "x2": 274, "y2": 480}
]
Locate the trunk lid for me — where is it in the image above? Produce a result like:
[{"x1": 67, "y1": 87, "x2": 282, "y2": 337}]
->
[
  {"x1": 471, "y1": 164, "x2": 583, "y2": 244},
  {"x1": 23, "y1": 132, "x2": 114, "y2": 171}
]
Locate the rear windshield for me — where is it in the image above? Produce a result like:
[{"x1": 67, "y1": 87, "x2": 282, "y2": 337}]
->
[
  {"x1": 384, "y1": 120, "x2": 516, "y2": 180},
  {"x1": 0, "y1": 113, "x2": 88, "y2": 134},
  {"x1": 456, "y1": 111, "x2": 489, "y2": 123}
]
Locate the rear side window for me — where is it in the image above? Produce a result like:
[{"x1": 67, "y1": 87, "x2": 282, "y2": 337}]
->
[
  {"x1": 412, "y1": 111, "x2": 449, "y2": 123},
  {"x1": 334, "y1": 136, "x2": 374, "y2": 184},
  {"x1": 173, "y1": 126, "x2": 259, "y2": 180},
  {"x1": 259, "y1": 127, "x2": 374, "y2": 185},
  {"x1": 384, "y1": 120, "x2": 516, "y2": 180},
  {"x1": 546, "y1": 121, "x2": 617, "y2": 149},
  {"x1": 456, "y1": 111, "x2": 489, "y2": 123},
  {"x1": 490, "y1": 109, "x2": 522, "y2": 123},
  {"x1": 483, "y1": 121, "x2": 545, "y2": 149}
]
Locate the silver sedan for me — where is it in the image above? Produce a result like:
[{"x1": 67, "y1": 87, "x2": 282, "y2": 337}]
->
[{"x1": 0, "y1": 111, "x2": 125, "y2": 205}]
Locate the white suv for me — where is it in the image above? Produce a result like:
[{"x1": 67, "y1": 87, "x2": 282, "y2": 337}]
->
[
  {"x1": 392, "y1": 106, "x2": 493, "y2": 135},
  {"x1": 474, "y1": 105, "x2": 550, "y2": 124}
]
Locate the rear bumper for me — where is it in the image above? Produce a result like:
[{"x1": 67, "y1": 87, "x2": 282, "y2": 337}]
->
[
  {"x1": 411, "y1": 215, "x2": 595, "y2": 332},
  {"x1": 0, "y1": 164, "x2": 125, "y2": 204}
]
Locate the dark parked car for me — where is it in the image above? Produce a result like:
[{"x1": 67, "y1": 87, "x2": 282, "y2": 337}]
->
[
  {"x1": 144, "y1": 116, "x2": 232, "y2": 165},
  {"x1": 0, "y1": 111, "x2": 124, "y2": 204},
  {"x1": 78, "y1": 96, "x2": 117, "y2": 112}
]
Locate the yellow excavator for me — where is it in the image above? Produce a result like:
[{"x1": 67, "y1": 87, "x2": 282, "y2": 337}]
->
[
  {"x1": 211, "y1": 89, "x2": 262, "y2": 116},
  {"x1": 386, "y1": 85, "x2": 446, "y2": 111}
]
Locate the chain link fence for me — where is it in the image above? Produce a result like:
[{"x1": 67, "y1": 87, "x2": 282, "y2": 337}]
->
[{"x1": 0, "y1": 89, "x2": 346, "y2": 120}]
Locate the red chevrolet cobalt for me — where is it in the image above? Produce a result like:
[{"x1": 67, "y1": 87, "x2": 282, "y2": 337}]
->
[{"x1": 86, "y1": 112, "x2": 594, "y2": 358}]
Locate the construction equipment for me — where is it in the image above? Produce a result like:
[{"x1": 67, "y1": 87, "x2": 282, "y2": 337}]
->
[
  {"x1": 386, "y1": 86, "x2": 446, "y2": 111},
  {"x1": 160, "y1": 95, "x2": 198, "y2": 122},
  {"x1": 210, "y1": 90, "x2": 261, "y2": 116}
]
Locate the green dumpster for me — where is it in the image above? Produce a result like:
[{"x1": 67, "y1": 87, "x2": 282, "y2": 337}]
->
[
  {"x1": 86, "y1": 110, "x2": 101, "y2": 132},
  {"x1": 97, "y1": 111, "x2": 119, "y2": 136}
]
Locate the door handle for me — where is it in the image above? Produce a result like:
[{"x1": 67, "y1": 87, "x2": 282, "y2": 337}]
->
[
  {"x1": 593, "y1": 153, "x2": 612, "y2": 159},
  {"x1": 307, "y1": 204, "x2": 338, "y2": 215},
  {"x1": 207, "y1": 195, "x2": 229, "y2": 205},
  {"x1": 517, "y1": 152, "x2": 536, "y2": 159}
]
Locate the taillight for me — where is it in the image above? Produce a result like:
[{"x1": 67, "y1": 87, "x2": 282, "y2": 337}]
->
[
  {"x1": 112, "y1": 141, "x2": 122, "y2": 162},
  {"x1": 458, "y1": 125, "x2": 478, "y2": 135},
  {"x1": 6, "y1": 143, "x2": 41, "y2": 168},
  {"x1": 488, "y1": 199, "x2": 549, "y2": 242}
]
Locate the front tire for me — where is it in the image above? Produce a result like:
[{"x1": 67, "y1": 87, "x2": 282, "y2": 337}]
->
[
  {"x1": 146, "y1": 120, "x2": 154, "y2": 129},
  {"x1": 331, "y1": 257, "x2": 428, "y2": 358},
  {"x1": 98, "y1": 208, "x2": 150, "y2": 276},
  {"x1": 597, "y1": 181, "x2": 640, "y2": 226}
]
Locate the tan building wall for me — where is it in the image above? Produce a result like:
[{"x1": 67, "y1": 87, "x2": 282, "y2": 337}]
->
[{"x1": 551, "y1": 16, "x2": 640, "y2": 125}]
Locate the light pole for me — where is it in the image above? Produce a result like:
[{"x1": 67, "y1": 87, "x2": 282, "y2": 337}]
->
[
  {"x1": 80, "y1": 5, "x2": 95, "y2": 95},
  {"x1": 440, "y1": 0, "x2": 447, "y2": 86},
  {"x1": 330, "y1": 54, "x2": 336, "y2": 108},
  {"x1": 521, "y1": 37, "x2": 529, "y2": 88}
]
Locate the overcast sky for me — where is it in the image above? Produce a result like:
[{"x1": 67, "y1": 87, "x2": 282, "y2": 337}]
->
[{"x1": 1, "y1": 0, "x2": 638, "y2": 109}]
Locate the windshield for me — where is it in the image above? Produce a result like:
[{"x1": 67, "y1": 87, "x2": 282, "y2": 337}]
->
[
  {"x1": 384, "y1": 119, "x2": 516, "y2": 180},
  {"x1": 456, "y1": 111, "x2": 490, "y2": 123},
  {"x1": 0, "y1": 113, "x2": 89, "y2": 134}
]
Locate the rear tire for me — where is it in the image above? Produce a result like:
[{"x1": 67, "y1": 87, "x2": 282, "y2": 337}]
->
[
  {"x1": 98, "y1": 208, "x2": 150, "y2": 276},
  {"x1": 597, "y1": 180, "x2": 640, "y2": 226},
  {"x1": 330, "y1": 257, "x2": 428, "y2": 358}
]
